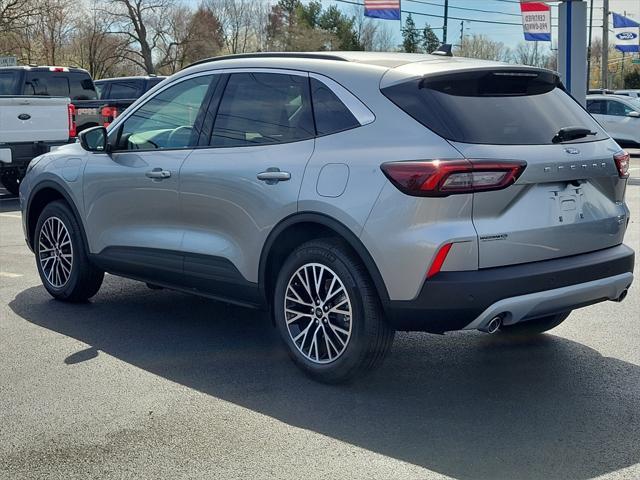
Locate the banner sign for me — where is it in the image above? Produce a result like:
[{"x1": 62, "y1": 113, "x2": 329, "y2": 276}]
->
[
  {"x1": 612, "y1": 13, "x2": 639, "y2": 53},
  {"x1": 0, "y1": 56, "x2": 17, "y2": 67},
  {"x1": 520, "y1": 1, "x2": 551, "y2": 42},
  {"x1": 364, "y1": 0, "x2": 401, "y2": 21}
]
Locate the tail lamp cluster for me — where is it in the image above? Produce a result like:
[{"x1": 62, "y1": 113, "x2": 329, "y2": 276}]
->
[
  {"x1": 380, "y1": 159, "x2": 527, "y2": 197},
  {"x1": 68, "y1": 104, "x2": 76, "y2": 138},
  {"x1": 101, "y1": 106, "x2": 119, "y2": 128},
  {"x1": 614, "y1": 151, "x2": 630, "y2": 178}
]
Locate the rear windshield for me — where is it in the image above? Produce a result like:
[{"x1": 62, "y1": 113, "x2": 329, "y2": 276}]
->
[
  {"x1": 382, "y1": 69, "x2": 606, "y2": 145},
  {"x1": 0, "y1": 70, "x2": 19, "y2": 95},
  {"x1": 23, "y1": 71, "x2": 97, "y2": 100}
]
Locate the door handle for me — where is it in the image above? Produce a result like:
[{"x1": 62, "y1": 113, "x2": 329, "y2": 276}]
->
[
  {"x1": 145, "y1": 168, "x2": 171, "y2": 180},
  {"x1": 257, "y1": 168, "x2": 291, "y2": 184}
]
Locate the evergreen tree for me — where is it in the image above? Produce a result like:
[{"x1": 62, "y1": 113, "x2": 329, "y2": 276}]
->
[
  {"x1": 422, "y1": 24, "x2": 440, "y2": 54},
  {"x1": 401, "y1": 14, "x2": 420, "y2": 53}
]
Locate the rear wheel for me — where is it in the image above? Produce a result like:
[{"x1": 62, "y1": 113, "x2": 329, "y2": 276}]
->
[
  {"x1": 274, "y1": 238, "x2": 395, "y2": 383},
  {"x1": 500, "y1": 312, "x2": 571, "y2": 336},
  {"x1": 35, "y1": 201, "x2": 104, "y2": 302}
]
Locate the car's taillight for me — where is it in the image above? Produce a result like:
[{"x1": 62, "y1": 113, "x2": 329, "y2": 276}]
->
[
  {"x1": 68, "y1": 104, "x2": 77, "y2": 138},
  {"x1": 380, "y1": 159, "x2": 526, "y2": 197},
  {"x1": 101, "y1": 106, "x2": 118, "y2": 128},
  {"x1": 614, "y1": 150, "x2": 630, "y2": 178}
]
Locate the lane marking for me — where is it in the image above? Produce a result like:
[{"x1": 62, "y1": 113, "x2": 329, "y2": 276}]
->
[
  {"x1": 0, "y1": 213, "x2": 21, "y2": 219},
  {"x1": 0, "y1": 271, "x2": 23, "y2": 278}
]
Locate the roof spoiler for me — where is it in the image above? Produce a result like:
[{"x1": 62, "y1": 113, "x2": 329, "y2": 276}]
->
[{"x1": 432, "y1": 44, "x2": 453, "y2": 57}]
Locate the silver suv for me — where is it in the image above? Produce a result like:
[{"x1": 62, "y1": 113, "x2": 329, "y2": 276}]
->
[{"x1": 19, "y1": 52, "x2": 635, "y2": 382}]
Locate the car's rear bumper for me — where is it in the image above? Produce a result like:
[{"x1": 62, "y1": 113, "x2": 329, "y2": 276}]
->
[{"x1": 384, "y1": 244, "x2": 635, "y2": 333}]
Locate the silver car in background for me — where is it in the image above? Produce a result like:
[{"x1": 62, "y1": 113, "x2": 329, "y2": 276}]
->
[
  {"x1": 20, "y1": 52, "x2": 635, "y2": 382},
  {"x1": 587, "y1": 94, "x2": 640, "y2": 147}
]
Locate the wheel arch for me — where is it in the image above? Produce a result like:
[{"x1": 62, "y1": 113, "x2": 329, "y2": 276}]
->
[
  {"x1": 26, "y1": 180, "x2": 88, "y2": 252},
  {"x1": 259, "y1": 212, "x2": 390, "y2": 309}
]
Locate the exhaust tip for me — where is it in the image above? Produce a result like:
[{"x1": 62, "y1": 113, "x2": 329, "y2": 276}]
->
[
  {"x1": 615, "y1": 289, "x2": 628, "y2": 303},
  {"x1": 481, "y1": 315, "x2": 503, "y2": 334}
]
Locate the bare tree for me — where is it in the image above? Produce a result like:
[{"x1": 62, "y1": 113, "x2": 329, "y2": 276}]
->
[
  {"x1": 72, "y1": 1, "x2": 132, "y2": 78},
  {"x1": 456, "y1": 34, "x2": 511, "y2": 62},
  {"x1": 34, "y1": 0, "x2": 76, "y2": 65},
  {"x1": 0, "y1": 0, "x2": 38, "y2": 34},
  {"x1": 101, "y1": 0, "x2": 176, "y2": 74},
  {"x1": 206, "y1": 0, "x2": 266, "y2": 54},
  {"x1": 512, "y1": 41, "x2": 549, "y2": 67},
  {"x1": 156, "y1": 4, "x2": 224, "y2": 74}
]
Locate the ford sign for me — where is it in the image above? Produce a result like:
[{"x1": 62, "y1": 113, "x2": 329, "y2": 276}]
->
[{"x1": 616, "y1": 31, "x2": 638, "y2": 40}]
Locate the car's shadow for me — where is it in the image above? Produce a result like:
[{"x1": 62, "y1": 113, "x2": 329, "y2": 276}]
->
[{"x1": 9, "y1": 278, "x2": 640, "y2": 480}]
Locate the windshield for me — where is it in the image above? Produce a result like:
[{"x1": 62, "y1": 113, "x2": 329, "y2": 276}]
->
[{"x1": 382, "y1": 69, "x2": 607, "y2": 145}]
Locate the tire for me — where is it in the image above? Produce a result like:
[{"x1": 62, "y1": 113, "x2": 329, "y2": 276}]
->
[
  {"x1": 1, "y1": 172, "x2": 20, "y2": 196},
  {"x1": 34, "y1": 200, "x2": 104, "y2": 302},
  {"x1": 500, "y1": 312, "x2": 571, "y2": 336},
  {"x1": 273, "y1": 238, "x2": 395, "y2": 383}
]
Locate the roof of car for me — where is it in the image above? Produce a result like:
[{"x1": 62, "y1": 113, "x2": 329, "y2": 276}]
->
[
  {"x1": 0, "y1": 65, "x2": 90, "y2": 73},
  {"x1": 94, "y1": 75, "x2": 167, "y2": 83},
  {"x1": 187, "y1": 51, "x2": 504, "y2": 69},
  {"x1": 586, "y1": 94, "x2": 639, "y2": 103}
]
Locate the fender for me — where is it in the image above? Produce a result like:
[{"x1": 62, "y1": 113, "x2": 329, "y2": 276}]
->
[
  {"x1": 25, "y1": 179, "x2": 90, "y2": 253},
  {"x1": 258, "y1": 212, "x2": 390, "y2": 304}
]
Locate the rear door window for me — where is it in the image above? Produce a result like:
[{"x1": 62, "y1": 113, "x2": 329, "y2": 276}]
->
[
  {"x1": 586, "y1": 100, "x2": 606, "y2": 115},
  {"x1": 0, "y1": 71, "x2": 19, "y2": 95},
  {"x1": 310, "y1": 78, "x2": 359, "y2": 136},
  {"x1": 211, "y1": 73, "x2": 315, "y2": 147},
  {"x1": 382, "y1": 70, "x2": 606, "y2": 145},
  {"x1": 109, "y1": 81, "x2": 142, "y2": 99},
  {"x1": 68, "y1": 72, "x2": 97, "y2": 100}
]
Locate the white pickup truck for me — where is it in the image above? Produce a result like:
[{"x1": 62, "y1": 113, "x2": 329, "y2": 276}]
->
[{"x1": 0, "y1": 96, "x2": 74, "y2": 195}]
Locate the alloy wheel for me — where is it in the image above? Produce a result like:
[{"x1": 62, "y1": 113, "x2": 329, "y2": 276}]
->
[
  {"x1": 38, "y1": 216, "x2": 73, "y2": 288},
  {"x1": 284, "y1": 263, "x2": 353, "y2": 364}
]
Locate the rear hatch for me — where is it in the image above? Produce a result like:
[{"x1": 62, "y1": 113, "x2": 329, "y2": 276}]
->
[{"x1": 382, "y1": 66, "x2": 629, "y2": 268}]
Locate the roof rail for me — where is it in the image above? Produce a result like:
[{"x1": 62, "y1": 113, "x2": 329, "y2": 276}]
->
[{"x1": 186, "y1": 52, "x2": 348, "y2": 69}]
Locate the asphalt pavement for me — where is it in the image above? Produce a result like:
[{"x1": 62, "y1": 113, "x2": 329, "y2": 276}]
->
[{"x1": 0, "y1": 183, "x2": 639, "y2": 480}]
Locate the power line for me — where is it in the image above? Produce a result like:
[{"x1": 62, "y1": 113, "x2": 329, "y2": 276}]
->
[
  {"x1": 404, "y1": 0, "x2": 522, "y2": 18},
  {"x1": 330, "y1": 0, "x2": 525, "y2": 25}
]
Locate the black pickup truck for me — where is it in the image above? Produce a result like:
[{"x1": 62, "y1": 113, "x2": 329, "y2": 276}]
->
[{"x1": 94, "y1": 75, "x2": 166, "y2": 126}]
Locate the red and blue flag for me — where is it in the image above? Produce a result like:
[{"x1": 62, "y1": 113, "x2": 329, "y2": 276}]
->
[{"x1": 365, "y1": 0, "x2": 401, "y2": 21}]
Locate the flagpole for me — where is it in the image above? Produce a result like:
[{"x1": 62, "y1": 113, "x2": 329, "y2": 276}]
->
[
  {"x1": 587, "y1": 0, "x2": 594, "y2": 89},
  {"x1": 602, "y1": 0, "x2": 609, "y2": 89}
]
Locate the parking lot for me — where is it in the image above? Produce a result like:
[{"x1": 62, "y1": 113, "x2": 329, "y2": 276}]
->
[{"x1": 0, "y1": 162, "x2": 639, "y2": 480}]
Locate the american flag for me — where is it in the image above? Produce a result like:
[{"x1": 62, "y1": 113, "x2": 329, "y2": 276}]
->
[{"x1": 364, "y1": 0, "x2": 401, "y2": 21}]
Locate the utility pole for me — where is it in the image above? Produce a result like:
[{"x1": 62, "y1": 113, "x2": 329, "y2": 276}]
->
[
  {"x1": 443, "y1": 0, "x2": 449, "y2": 44},
  {"x1": 460, "y1": 20, "x2": 464, "y2": 46},
  {"x1": 602, "y1": 0, "x2": 609, "y2": 89},
  {"x1": 587, "y1": 0, "x2": 594, "y2": 89}
]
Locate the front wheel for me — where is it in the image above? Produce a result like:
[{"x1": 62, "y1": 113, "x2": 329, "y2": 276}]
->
[
  {"x1": 35, "y1": 201, "x2": 104, "y2": 302},
  {"x1": 274, "y1": 238, "x2": 395, "y2": 383},
  {"x1": 500, "y1": 312, "x2": 571, "y2": 336}
]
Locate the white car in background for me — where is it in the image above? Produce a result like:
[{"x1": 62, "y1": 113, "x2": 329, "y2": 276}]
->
[
  {"x1": 587, "y1": 94, "x2": 640, "y2": 147},
  {"x1": 614, "y1": 90, "x2": 640, "y2": 99}
]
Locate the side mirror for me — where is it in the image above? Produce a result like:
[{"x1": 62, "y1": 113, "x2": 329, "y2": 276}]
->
[
  {"x1": 627, "y1": 111, "x2": 640, "y2": 118},
  {"x1": 78, "y1": 126, "x2": 108, "y2": 152}
]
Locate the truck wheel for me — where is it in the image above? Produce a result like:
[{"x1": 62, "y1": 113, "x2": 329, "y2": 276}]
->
[
  {"x1": 35, "y1": 200, "x2": 104, "y2": 302},
  {"x1": 274, "y1": 238, "x2": 395, "y2": 383},
  {"x1": 0, "y1": 173, "x2": 20, "y2": 196},
  {"x1": 500, "y1": 312, "x2": 571, "y2": 336}
]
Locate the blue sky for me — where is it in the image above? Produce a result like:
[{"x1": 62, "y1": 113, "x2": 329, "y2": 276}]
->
[{"x1": 319, "y1": 0, "x2": 640, "y2": 49}]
